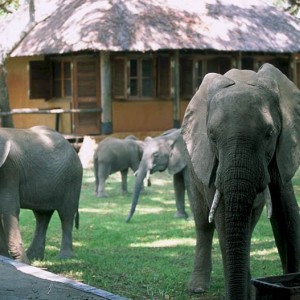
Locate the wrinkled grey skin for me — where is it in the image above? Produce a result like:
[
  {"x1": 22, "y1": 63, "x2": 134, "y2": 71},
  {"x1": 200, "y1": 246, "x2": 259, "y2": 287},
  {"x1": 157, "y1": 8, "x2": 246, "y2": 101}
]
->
[
  {"x1": 181, "y1": 63, "x2": 300, "y2": 299},
  {"x1": 126, "y1": 129, "x2": 191, "y2": 222},
  {"x1": 93, "y1": 136, "x2": 144, "y2": 197},
  {"x1": 0, "y1": 126, "x2": 83, "y2": 264}
]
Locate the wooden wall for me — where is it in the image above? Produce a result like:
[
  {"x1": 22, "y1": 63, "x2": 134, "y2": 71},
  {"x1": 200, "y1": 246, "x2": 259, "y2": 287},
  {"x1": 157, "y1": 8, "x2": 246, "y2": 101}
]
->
[
  {"x1": 112, "y1": 100, "x2": 174, "y2": 132},
  {"x1": 6, "y1": 56, "x2": 72, "y2": 133}
]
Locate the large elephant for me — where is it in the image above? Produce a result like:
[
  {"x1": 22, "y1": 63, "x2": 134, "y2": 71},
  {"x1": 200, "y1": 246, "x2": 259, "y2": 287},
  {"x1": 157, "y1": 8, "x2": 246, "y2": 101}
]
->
[
  {"x1": 0, "y1": 126, "x2": 82, "y2": 264},
  {"x1": 181, "y1": 63, "x2": 300, "y2": 299},
  {"x1": 126, "y1": 129, "x2": 190, "y2": 222},
  {"x1": 93, "y1": 135, "x2": 144, "y2": 197}
]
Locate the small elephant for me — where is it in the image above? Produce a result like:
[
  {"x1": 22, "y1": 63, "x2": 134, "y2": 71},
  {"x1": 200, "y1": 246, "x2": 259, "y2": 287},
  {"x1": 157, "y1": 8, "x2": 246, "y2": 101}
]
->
[
  {"x1": 0, "y1": 126, "x2": 83, "y2": 263},
  {"x1": 93, "y1": 135, "x2": 144, "y2": 197},
  {"x1": 181, "y1": 63, "x2": 300, "y2": 299},
  {"x1": 126, "y1": 128, "x2": 191, "y2": 222}
]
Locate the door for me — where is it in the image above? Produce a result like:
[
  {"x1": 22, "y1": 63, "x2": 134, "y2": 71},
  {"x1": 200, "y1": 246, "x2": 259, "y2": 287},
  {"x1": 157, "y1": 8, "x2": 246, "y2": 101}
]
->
[{"x1": 73, "y1": 56, "x2": 101, "y2": 135}]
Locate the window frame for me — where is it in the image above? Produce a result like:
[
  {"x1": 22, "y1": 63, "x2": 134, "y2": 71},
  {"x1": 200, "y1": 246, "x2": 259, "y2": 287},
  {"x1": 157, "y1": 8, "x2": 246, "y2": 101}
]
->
[
  {"x1": 112, "y1": 54, "x2": 171, "y2": 101},
  {"x1": 51, "y1": 58, "x2": 73, "y2": 100},
  {"x1": 180, "y1": 54, "x2": 232, "y2": 99},
  {"x1": 29, "y1": 57, "x2": 73, "y2": 101},
  {"x1": 127, "y1": 56, "x2": 156, "y2": 100}
]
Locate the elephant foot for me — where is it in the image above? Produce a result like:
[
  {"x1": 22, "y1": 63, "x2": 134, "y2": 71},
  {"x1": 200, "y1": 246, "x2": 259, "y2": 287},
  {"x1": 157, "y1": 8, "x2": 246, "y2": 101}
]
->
[
  {"x1": 122, "y1": 190, "x2": 130, "y2": 196},
  {"x1": 188, "y1": 272, "x2": 211, "y2": 294},
  {"x1": 26, "y1": 248, "x2": 44, "y2": 261},
  {"x1": 96, "y1": 192, "x2": 108, "y2": 198},
  {"x1": 15, "y1": 254, "x2": 30, "y2": 265},
  {"x1": 58, "y1": 249, "x2": 73, "y2": 259},
  {"x1": 174, "y1": 211, "x2": 189, "y2": 219}
]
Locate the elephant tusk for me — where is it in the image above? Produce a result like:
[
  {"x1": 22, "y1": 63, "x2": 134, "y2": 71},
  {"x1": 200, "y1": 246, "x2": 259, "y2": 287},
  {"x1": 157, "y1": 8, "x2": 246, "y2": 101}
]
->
[
  {"x1": 264, "y1": 187, "x2": 272, "y2": 219},
  {"x1": 145, "y1": 170, "x2": 151, "y2": 186},
  {"x1": 209, "y1": 189, "x2": 221, "y2": 223},
  {"x1": 146, "y1": 170, "x2": 150, "y2": 181}
]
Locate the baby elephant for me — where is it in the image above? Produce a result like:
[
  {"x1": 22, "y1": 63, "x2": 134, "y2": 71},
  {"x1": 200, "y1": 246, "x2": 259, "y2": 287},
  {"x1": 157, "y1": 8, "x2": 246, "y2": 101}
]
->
[{"x1": 93, "y1": 135, "x2": 144, "y2": 197}]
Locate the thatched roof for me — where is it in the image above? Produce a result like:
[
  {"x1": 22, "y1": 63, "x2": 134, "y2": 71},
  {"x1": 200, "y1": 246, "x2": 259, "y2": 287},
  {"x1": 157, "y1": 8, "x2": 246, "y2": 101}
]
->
[{"x1": 8, "y1": 0, "x2": 300, "y2": 57}]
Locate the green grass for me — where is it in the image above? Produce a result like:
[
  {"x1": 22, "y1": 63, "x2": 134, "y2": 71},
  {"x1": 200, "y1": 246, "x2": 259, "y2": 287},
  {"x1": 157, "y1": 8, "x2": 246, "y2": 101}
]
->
[{"x1": 19, "y1": 168, "x2": 300, "y2": 299}]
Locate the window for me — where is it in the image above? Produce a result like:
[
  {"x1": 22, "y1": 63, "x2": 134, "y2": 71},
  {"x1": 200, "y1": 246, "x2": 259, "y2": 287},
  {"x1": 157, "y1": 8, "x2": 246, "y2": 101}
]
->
[
  {"x1": 112, "y1": 55, "x2": 170, "y2": 100},
  {"x1": 29, "y1": 61, "x2": 51, "y2": 99},
  {"x1": 180, "y1": 56, "x2": 231, "y2": 99},
  {"x1": 297, "y1": 62, "x2": 300, "y2": 88},
  {"x1": 128, "y1": 58, "x2": 154, "y2": 98},
  {"x1": 52, "y1": 61, "x2": 72, "y2": 98},
  {"x1": 254, "y1": 56, "x2": 290, "y2": 77},
  {"x1": 29, "y1": 59, "x2": 72, "y2": 100},
  {"x1": 157, "y1": 56, "x2": 171, "y2": 98},
  {"x1": 180, "y1": 58, "x2": 193, "y2": 99}
]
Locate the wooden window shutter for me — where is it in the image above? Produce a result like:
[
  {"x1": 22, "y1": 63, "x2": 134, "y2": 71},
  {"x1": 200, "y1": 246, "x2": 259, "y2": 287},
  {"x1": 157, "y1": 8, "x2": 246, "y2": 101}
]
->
[
  {"x1": 77, "y1": 60, "x2": 97, "y2": 97},
  {"x1": 157, "y1": 56, "x2": 170, "y2": 99},
  {"x1": 180, "y1": 58, "x2": 193, "y2": 99},
  {"x1": 297, "y1": 62, "x2": 300, "y2": 88},
  {"x1": 29, "y1": 61, "x2": 51, "y2": 99},
  {"x1": 112, "y1": 57, "x2": 126, "y2": 99}
]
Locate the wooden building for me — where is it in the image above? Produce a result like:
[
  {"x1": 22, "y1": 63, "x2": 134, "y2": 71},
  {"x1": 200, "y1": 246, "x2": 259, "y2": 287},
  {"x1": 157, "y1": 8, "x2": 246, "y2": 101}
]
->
[{"x1": 4, "y1": 0, "x2": 300, "y2": 135}]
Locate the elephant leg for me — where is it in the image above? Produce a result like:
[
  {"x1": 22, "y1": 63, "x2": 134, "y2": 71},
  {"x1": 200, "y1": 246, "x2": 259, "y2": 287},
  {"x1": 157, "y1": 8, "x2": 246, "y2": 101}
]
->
[
  {"x1": 1, "y1": 213, "x2": 29, "y2": 264},
  {"x1": 94, "y1": 167, "x2": 99, "y2": 194},
  {"x1": 173, "y1": 171, "x2": 188, "y2": 218},
  {"x1": 188, "y1": 182, "x2": 214, "y2": 293},
  {"x1": 57, "y1": 210, "x2": 74, "y2": 259},
  {"x1": 96, "y1": 165, "x2": 108, "y2": 197},
  {"x1": 0, "y1": 219, "x2": 9, "y2": 257},
  {"x1": 121, "y1": 169, "x2": 129, "y2": 195},
  {"x1": 269, "y1": 180, "x2": 300, "y2": 273},
  {"x1": 27, "y1": 210, "x2": 54, "y2": 260}
]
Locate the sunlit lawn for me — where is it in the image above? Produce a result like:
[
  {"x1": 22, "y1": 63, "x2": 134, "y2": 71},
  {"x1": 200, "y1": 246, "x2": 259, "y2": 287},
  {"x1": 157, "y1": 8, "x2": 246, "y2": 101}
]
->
[{"x1": 18, "y1": 167, "x2": 300, "y2": 299}]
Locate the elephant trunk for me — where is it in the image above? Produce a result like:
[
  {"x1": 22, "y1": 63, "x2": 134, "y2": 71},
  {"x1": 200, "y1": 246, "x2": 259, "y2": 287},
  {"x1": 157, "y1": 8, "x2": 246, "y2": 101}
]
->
[
  {"x1": 221, "y1": 148, "x2": 262, "y2": 299},
  {"x1": 126, "y1": 163, "x2": 148, "y2": 223},
  {"x1": 224, "y1": 191, "x2": 253, "y2": 299}
]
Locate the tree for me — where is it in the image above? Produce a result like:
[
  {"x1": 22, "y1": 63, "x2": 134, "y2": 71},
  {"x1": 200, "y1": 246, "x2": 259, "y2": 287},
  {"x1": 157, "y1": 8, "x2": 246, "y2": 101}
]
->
[
  {"x1": 0, "y1": 0, "x2": 34, "y2": 127},
  {"x1": 285, "y1": 0, "x2": 300, "y2": 15},
  {"x1": 272, "y1": 0, "x2": 300, "y2": 16},
  {"x1": 0, "y1": 0, "x2": 19, "y2": 14}
]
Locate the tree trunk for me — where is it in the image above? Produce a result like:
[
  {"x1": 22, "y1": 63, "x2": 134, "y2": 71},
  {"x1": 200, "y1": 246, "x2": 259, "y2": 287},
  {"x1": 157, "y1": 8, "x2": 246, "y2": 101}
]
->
[
  {"x1": 0, "y1": 0, "x2": 36, "y2": 128},
  {"x1": 0, "y1": 63, "x2": 13, "y2": 127}
]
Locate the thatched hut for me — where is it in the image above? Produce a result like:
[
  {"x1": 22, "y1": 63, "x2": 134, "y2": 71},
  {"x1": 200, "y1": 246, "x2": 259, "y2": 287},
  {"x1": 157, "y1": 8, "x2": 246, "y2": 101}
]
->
[{"x1": 4, "y1": 0, "x2": 300, "y2": 135}]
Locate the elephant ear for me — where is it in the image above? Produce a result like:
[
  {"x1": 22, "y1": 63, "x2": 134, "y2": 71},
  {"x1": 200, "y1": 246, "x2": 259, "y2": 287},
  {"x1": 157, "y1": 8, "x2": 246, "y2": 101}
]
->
[
  {"x1": 167, "y1": 130, "x2": 186, "y2": 175},
  {"x1": 257, "y1": 63, "x2": 300, "y2": 183},
  {"x1": 0, "y1": 136, "x2": 11, "y2": 168},
  {"x1": 181, "y1": 73, "x2": 235, "y2": 186},
  {"x1": 136, "y1": 140, "x2": 145, "y2": 159},
  {"x1": 224, "y1": 68, "x2": 257, "y2": 83}
]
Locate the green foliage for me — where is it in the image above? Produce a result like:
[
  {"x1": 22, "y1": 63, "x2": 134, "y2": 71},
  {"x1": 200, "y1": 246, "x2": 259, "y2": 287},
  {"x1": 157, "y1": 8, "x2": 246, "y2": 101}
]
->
[
  {"x1": 0, "y1": 0, "x2": 20, "y2": 16},
  {"x1": 19, "y1": 168, "x2": 300, "y2": 299},
  {"x1": 269, "y1": 0, "x2": 300, "y2": 16}
]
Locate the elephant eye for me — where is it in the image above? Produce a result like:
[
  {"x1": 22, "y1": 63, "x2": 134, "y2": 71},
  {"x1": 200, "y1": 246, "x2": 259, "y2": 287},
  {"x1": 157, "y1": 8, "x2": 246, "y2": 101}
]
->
[
  {"x1": 209, "y1": 132, "x2": 217, "y2": 144},
  {"x1": 265, "y1": 129, "x2": 273, "y2": 141},
  {"x1": 153, "y1": 152, "x2": 159, "y2": 158}
]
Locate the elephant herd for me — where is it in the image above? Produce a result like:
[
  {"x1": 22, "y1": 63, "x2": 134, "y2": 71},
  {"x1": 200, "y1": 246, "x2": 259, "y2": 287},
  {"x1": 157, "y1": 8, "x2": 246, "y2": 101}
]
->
[
  {"x1": 1, "y1": 63, "x2": 300, "y2": 300},
  {"x1": 93, "y1": 128, "x2": 191, "y2": 222}
]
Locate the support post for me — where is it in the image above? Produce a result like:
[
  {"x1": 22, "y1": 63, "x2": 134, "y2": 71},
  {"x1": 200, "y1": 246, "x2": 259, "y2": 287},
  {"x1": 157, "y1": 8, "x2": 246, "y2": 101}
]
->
[
  {"x1": 290, "y1": 54, "x2": 297, "y2": 86},
  {"x1": 100, "y1": 51, "x2": 112, "y2": 134},
  {"x1": 232, "y1": 52, "x2": 242, "y2": 69},
  {"x1": 171, "y1": 50, "x2": 180, "y2": 129}
]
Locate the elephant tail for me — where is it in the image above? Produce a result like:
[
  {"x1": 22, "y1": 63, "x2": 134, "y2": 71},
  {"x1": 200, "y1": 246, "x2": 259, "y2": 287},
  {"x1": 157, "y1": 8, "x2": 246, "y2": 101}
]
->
[{"x1": 75, "y1": 211, "x2": 79, "y2": 229}]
